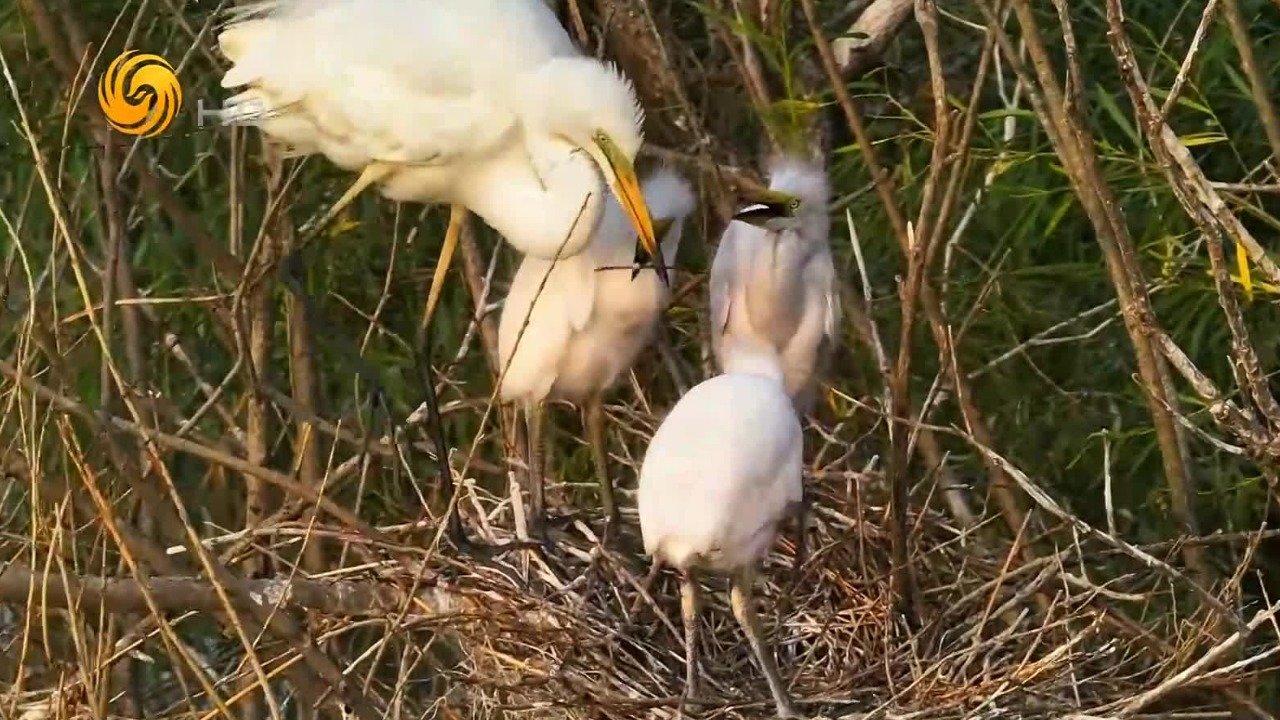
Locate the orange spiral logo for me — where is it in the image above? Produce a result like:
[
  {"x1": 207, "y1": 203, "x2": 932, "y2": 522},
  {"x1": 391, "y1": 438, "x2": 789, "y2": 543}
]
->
[{"x1": 97, "y1": 51, "x2": 183, "y2": 137}]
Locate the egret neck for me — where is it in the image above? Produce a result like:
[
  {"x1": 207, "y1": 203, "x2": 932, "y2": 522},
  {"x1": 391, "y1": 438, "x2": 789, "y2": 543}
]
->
[
  {"x1": 742, "y1": 227, "x2": 808, "y2": 348},
  {"x1": 463, "y1": 131, "x2": 604, "y2": 260},
  {"x1": 503, "y1": 56, "x2": 662, "y2": 277},
  {"x1": 719, "y1": 339, "x2": 786, "y2": 382}
]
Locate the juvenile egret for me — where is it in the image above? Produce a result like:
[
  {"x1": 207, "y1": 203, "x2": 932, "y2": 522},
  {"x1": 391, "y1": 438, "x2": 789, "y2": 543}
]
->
[
  {"x1": 217, "y1": 0, "x2": 665, "y2": 325},
  {"x1": 638, "y1": 338, "x2": 803, "y2": 718},
  {"x1": 710, "y1": 157, "x2": 838, "y2": 414},
  {"x1": 498, "y1": 168, "x2": 695, "y2": 541}
]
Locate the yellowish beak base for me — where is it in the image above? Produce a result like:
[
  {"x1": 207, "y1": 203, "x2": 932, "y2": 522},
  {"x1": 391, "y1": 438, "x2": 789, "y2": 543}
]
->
[{"x1": 740, "y1": 188, "x2": 799, "y2": 206}]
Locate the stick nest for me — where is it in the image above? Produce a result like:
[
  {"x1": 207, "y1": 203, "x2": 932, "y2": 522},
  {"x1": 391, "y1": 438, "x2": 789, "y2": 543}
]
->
[{"x1": 357, "y1": 476, "x2": 1243, "y2": 719}]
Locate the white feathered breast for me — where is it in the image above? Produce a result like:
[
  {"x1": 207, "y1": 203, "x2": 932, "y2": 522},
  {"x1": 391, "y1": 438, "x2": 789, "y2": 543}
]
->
[{"x1": 638, "y1": 373, "x2": 803, "y2": 573}]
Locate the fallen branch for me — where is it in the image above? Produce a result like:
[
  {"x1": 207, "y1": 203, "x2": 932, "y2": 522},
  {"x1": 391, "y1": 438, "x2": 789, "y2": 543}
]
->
[
  {"x1": 0, "y1": 563, "x2": 520, "y2": 622},
  {"x1": 832, "y1": 0, "x2": 915, "y2": 77}
]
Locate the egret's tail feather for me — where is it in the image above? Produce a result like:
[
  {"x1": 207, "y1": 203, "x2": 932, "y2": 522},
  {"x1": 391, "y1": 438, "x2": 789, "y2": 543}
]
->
[
  {"x1": 221, "y1": 0, "x2": 284, "y2": 24},
  {"x1": 218, "y1": 91, "x2": 276, "y2": 125}
]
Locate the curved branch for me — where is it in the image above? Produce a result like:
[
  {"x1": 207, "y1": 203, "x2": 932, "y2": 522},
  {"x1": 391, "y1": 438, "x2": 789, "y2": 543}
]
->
[{"x1": 832, "y1": 0, "x2": 915, "y2": 78}]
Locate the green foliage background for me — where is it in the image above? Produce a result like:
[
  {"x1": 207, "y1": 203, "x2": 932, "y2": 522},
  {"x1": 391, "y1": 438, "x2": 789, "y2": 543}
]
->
[{"x1": 2, "y1": 0, "x2": 1279, "y2": 714}]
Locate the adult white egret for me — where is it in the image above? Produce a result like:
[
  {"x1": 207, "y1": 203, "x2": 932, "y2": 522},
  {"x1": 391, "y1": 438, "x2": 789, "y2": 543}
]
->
[
  {"x1": 498, "y1": 168, "x2": 695, "y2": 541},
  {"x1": 638, "y1": 337, "x2": 803, "y2": 719},
  {"x1": 217, "y1": 0, "x2": 665, "y2": 325},
  {"x1": 709, "y1": 156, "x2": 838, "y2": 414}
]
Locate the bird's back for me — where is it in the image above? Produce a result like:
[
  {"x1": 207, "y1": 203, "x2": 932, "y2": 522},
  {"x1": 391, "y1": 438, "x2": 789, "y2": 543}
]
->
[
  {"x1": 638, "y1": 373, "x2": 802, "y2": 573},
  {"x1": 219, "y1": 0, "x2": 576, "y2": 171}
]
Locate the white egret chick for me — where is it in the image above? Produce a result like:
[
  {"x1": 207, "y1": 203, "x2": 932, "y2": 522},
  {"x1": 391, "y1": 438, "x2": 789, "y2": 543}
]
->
[
  {"x1": 498, "y1": 169, "x2": 695, "y2": 540},
  {"x1": 217, "y1": 0, "x2": 665, "y2": 325},
  {"x1": 638, "y1": 338, "x2": 803, "y2": 718},
  {"x1": 710, "y1": 156, "x2": 838, "y2": 414}
]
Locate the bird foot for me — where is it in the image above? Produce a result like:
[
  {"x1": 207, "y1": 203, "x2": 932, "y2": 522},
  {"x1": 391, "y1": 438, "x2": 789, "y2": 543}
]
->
[
  {"x1": 540, "y1": 509, "x2": 580, "y2": 529},
  {"x1": 680, "y1": 669, "x2": 703, "y2": 711},
  {"x1": 677, "y1": 688, "x2": 701, "y2": 719},
  {"x1": 774, "y1": 701, "x2": 803, "y2": 719},
  {"x1": 537, "y1": 526, "x2": 557, "y2": 557},
  {"x1": 523, "y1": 515, "x2": 559, "y2": 559}
]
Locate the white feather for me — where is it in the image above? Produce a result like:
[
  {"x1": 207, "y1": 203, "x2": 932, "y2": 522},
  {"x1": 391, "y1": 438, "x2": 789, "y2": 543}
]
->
[
  {"x1": 217, "y1": 0, "x2": 649, "y2": 260},
  {"x1": 709, "y1": 157, "x2": 838, "y2": 414},
  {"x1": 638, "y1": 343, "x2": 802, "y2": 573},
  {"x1": 498, "y1": 168, "x2": 695, "y2": 404}
]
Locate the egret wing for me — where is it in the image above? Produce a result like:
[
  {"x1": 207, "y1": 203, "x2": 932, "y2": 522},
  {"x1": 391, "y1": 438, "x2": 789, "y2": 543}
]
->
[
  {"x1": 811, "y1": 244, "x2": 841, "y2": 341},
  {"x1": 497, "y1": 254, "x2": 595, "y2": 403},
  {"x1": 219, "y1": 0, "x2": 578, "y2": 166},
  {"x1": 708, "y1": 221, "x2": 745, "y2": 339}
]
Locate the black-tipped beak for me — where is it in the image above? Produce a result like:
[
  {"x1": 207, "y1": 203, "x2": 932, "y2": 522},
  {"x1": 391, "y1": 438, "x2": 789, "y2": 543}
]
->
[
  {"x1": 632, "y1": 243, "x2": 670, "y2": 284},
  {"x1": 631, "y1": 217, "x2": 677, "y2": 281},
  {"x1": 733, "y1": 188, "x2": 799, "y2": 228},
  {"x1": 732, "y1": 202, "x2": 787, "y2": 228},
  {"x1": 631, "y1": 241, "x2": 667, "y2": 281}
]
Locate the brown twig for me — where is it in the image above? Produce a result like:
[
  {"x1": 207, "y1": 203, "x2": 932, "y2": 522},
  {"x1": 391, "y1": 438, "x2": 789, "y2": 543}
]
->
[
  {"x1": 1104, "y1": 0, "x2": 1280, "y2": 471},
  {"x1": 1217, "y1": 0, "x2": 1280, "y2": 163},
  {"x1": 980, "y1": 0, "x2": 1212, "y2": 590},
  {"x1": 831, "y1": 0, "x2": 915, "y2": 78},
  {"x1": 0, "y1": 359, "x2": 390, "y2": 545},
  {"x1": 0, "y1": 565, "x2": 474, "y2": 621}
]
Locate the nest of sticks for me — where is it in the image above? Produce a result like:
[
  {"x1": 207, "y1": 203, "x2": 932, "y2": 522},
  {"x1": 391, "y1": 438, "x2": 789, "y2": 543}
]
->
[
  {"x1": 333, "y1": 464, "x2": 1255, "y2": 720},
  {"x1": 0, "y1": 448, "x2": 1266, "y2": 720}
]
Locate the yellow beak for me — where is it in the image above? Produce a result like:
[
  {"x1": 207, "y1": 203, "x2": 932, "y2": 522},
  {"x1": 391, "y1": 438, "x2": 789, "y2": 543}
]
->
[{"x1": 595, "y1": 133, "x2": 668, "y2": 286}]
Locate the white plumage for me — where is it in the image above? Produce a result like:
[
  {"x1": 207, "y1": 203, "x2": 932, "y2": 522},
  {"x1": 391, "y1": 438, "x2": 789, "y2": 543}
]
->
[
  {"x1": 498, "y1": 168, "x2": 694, "y2": 404},
  {"x1": 498, "y1": 168, "x2": 695, "y2": 535},
  {"x1": 709, "y1": 156, "x2": 839, "y2": 414},
  {"x1": 217, "y1": 0, "x2": 665, "y2": 323},
  {"x1": 638, "y1": 339, "x2": 803, "y2": 718},
  {"x1": 639, "y1": 345, "x2": 803, "y2": 571}
]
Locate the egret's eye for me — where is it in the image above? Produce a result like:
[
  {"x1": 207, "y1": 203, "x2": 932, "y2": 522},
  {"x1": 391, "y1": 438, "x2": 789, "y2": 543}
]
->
[
  {"x1": 594, "y1": 131, "x2": 609, "y2": 144},
  {"x1": 788, "y1": 198, "x2": 801, "y2": 211}
]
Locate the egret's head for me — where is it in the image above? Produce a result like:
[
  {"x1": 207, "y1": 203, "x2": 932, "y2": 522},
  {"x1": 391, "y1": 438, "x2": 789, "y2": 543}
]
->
[
  {"x1": 528, "y1": 57, "x2": 664, "y2": 284},
  {"x1": 734, "y1": 156, "x2": 830, "y2": 237},
  {"x1": 732, "y1": 188, "x2": 803, "y2": 232}
]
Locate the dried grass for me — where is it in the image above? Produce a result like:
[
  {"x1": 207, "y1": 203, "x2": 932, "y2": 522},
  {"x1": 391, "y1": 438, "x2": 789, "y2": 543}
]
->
[{"x1": 3, "y1": 0, "x2": 1280, "y2": 718}]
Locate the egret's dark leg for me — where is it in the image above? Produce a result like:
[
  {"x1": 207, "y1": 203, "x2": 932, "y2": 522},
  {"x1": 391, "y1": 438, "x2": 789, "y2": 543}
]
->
[
  {"x1": 524, "y1": 400, "x2": 551, "y2": 549},
  {"x1": 414, "y1": 219, "x2": 538, "y2": 559},
  {"x1": 730, "y1": 568, "x2": 798, "y2": 718},
  {"x1": 584, "y1": 395, "x2": 619, "y2": 541},
  {"x1": 412, "y1": 315, "x2": 468, "y2": 550},
  {"x1": 679, "y1": 569, "x2": 702, "y2": 704},
  {"x1": 411, "y1": 205, "x2": 466, "y2": 547}
]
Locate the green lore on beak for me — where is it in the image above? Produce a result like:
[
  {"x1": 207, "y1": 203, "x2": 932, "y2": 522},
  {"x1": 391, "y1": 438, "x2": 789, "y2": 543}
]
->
[{"x1": 732, "y1": 189, "x2": 800, "y2": 227}]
